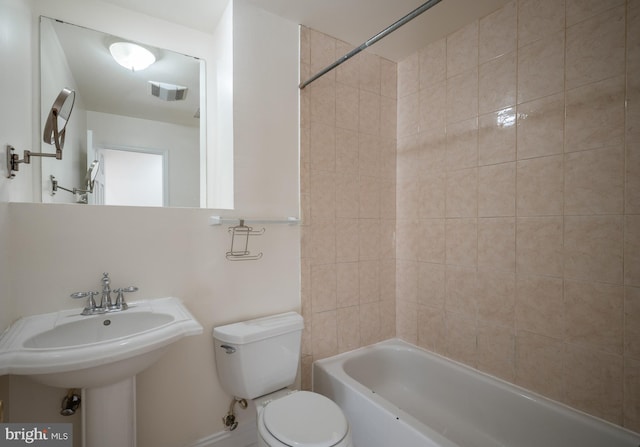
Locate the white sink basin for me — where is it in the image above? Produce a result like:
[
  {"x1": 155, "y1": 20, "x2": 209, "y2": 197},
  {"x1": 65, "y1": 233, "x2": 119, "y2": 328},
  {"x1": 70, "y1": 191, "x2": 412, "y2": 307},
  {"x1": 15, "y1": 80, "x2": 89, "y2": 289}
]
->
[{"x1": 0, "y1": 297, "x2": 203, "y2": 388}]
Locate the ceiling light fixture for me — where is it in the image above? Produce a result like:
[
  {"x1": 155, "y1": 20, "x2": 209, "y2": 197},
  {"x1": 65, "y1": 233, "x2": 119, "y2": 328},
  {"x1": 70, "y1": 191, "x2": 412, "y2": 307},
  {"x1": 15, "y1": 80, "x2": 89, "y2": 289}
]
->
[{"x1": 109, "y1": 42, "x2": 156, "y2": 71}]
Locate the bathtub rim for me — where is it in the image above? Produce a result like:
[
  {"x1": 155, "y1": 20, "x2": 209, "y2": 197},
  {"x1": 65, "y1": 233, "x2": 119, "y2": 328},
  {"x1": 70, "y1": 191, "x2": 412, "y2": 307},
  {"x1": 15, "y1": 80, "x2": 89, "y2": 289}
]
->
[{"x1": 312, "y1": 338, "x2": 640, "y2": 441}]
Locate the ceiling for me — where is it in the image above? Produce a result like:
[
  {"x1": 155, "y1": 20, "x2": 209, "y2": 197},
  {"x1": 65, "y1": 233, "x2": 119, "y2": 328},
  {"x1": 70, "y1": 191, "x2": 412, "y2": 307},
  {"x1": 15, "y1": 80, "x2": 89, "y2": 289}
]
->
[
  {"x1": 47, "y1": 18, "x2": 201, "y2": 127},
  {"x1": 99, "y1": 0, "x2": 511, "y2": 62},
  {"x1": 48, "y1": 0, "x2": 510, "y2": 127}
]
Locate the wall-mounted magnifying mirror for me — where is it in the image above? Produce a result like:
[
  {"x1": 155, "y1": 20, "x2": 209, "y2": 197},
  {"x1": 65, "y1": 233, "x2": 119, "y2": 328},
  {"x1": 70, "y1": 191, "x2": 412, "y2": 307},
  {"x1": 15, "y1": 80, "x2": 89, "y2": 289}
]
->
[
  {"x1": 85, "y1": 159, "x2": 100, "y2": 191},
  {"x1": 43, "y1": 88, "x2": 76, "y2": 153},
  {"x1": 6, "y1": 87, "x2": 76, "y2": 178},
  {"x1": 50, "y1": 159, "x2": 100, "y2": 204}
]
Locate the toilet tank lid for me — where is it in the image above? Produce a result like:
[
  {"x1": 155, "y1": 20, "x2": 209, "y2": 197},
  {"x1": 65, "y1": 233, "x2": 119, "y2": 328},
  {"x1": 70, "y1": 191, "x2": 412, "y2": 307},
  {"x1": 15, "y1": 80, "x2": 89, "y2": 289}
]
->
[{"x1": 212, "y1": 312, "x2": 304, "y2": 344}]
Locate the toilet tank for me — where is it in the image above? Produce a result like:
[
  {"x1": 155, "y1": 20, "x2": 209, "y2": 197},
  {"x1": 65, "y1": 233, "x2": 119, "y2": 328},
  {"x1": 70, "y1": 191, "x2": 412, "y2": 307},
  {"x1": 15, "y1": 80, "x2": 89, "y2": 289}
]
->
[{"x1": 213, "y1": 312, "x2": 304, "y2": 399}]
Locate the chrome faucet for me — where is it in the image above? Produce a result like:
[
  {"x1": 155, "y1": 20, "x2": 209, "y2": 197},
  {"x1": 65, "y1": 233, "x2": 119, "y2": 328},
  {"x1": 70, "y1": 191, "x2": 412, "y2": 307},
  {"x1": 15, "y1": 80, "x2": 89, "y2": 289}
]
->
[
  {"x1": 71, "y1": 273, "x2": 138, "y2": 315},
  {"x1": 100, "y1": 272, "x2": 112, "y2": 309}
]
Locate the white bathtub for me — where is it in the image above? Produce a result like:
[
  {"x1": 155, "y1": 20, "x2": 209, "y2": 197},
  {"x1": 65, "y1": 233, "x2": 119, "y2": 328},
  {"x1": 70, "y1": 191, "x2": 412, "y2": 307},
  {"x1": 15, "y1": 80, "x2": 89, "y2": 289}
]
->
[{"x1": 313, "y1": 339, "x2": 640, "y2": 447}]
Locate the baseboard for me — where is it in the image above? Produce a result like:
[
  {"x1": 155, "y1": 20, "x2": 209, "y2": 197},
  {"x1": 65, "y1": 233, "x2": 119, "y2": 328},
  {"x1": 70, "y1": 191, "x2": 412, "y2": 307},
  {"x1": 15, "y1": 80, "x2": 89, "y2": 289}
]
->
[{"x1": 188, "y1": 421, "x2": 257, "y2": 447}]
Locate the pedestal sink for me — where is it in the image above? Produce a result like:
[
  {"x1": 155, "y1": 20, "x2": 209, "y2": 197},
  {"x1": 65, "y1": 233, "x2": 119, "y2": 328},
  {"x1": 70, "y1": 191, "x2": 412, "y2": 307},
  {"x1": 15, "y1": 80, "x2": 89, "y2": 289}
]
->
[{"x1": 0, "y1": 297, "x2": 203, "y2": 447}]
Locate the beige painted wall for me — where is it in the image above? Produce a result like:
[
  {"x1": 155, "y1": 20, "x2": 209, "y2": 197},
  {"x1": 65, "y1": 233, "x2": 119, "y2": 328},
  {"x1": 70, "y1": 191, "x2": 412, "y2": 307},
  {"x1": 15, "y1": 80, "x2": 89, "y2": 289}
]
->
[
  {"x1": 0, "y1": 0, "x2": 301, "y2": 446},
  {"x1": 8, "y1": 203, "x2": 300, "y2": 446}
]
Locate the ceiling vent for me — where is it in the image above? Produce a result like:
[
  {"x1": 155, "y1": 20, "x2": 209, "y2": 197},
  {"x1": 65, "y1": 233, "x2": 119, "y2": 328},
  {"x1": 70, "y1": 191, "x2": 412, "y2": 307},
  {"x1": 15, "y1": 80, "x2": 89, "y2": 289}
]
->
[{"x1": 149, "y1": 81, "x2": 188, "y2": 101}]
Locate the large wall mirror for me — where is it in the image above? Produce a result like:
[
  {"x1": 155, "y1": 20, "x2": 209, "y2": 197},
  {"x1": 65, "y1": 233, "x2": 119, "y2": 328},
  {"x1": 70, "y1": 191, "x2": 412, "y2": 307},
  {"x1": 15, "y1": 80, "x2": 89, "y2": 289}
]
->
[{"x1": 40, "y1": 16, "x2": 205, "y2": 208}]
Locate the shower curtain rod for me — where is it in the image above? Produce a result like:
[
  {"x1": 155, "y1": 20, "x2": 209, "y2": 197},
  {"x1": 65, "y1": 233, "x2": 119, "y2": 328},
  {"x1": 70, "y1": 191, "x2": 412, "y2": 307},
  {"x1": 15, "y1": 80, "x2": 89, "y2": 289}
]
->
[{"x1": 299, "y1": 0, "x2": 443, "y2": 89}]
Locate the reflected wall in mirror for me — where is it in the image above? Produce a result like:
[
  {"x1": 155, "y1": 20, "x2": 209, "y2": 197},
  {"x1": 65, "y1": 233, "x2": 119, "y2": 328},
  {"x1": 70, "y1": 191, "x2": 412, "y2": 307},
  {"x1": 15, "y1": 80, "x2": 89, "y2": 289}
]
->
[{"x1": 40, "y1": 16, "x2": 205, "y2": 208}]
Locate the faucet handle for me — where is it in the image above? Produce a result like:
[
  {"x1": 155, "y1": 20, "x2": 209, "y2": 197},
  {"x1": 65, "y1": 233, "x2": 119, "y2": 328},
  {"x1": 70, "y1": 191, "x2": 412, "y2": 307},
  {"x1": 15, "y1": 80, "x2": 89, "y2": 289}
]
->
[
  {"x1": 113, "y1": 286, "x2": 138, "y2": 310},
  {"x1": 71, "y1": 291, "x2": 101, "y2": 315}
]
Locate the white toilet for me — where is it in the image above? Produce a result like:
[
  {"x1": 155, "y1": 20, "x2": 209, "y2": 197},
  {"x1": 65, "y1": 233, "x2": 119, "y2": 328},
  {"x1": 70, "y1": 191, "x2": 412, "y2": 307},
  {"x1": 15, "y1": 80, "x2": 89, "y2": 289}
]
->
[{"x1": 213, "y1": 312, "x2": 353, "y2": 447}]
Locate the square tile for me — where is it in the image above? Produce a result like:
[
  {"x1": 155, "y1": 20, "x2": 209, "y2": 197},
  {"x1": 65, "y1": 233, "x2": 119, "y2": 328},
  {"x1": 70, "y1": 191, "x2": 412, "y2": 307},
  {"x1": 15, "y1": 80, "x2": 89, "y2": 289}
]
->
[
  {"x1": 446, "y1": 20, "x2": 478, "y2": 77},
  {"x1": 445, "y1": 264, "x2": 477, "y2": 316},
  {"x1": 445, "y1": 218, "x2": 478, "y2": 267},
  {"x1": 479, "y1": 0, "x2": 516, "y2": 63},
  {"x1": 516, "y1": 93, "x2": 564, "y2": 160},
  {"x1": 516, "y1": 275, "x2": 564, "y2": 338},
  {"x1": 398, "y1": 52, "x2": 419, "y2": 98},
  {"x1": 479, "y1": 51, "x2": 516, "y2": 114},
  {"x1": 359, "y1": 90, "x2": 381, "y2": 137},
  {"x1": 336, "y1": 41, "x2": 358, "y2": 87},
  {"x1": 478, "y1": 217, "x2": 516, "y2": 271},
  {"x1": 419, "y1": 81, "x2": 446, "y2": 134},
  {"x1": 419, "y1": 218, "x2": 446, "y2": 264},
  {"x1": 445, "y1": 311, "x2": 478, "y2": 367},
  {"x1": 335, "y1": 217, "x2": 359, "y2": 262},
  {"x1": 358, "y1": 219, "x2": 381, "y2": 261},
  {"x1": 564, "y1": 279, "x2": 624, "y2": 354},
  {"x1": 359, "y1": 51, "x2": 381, "y2": 94},
  {"x1": 624, "y1": 357, "x2": 640, "y2": 432},
  {"x1": 517, "y1": 31, "x2": 565, "y2": 104},
  {"x1": 626, "y1": 215, "x2": 640, "y2": 287},
  {"x1": 336, "y1": 82, "x2": 359, "y2": 131},
  {"x1": 515, "y1": 331, "x2": 564, "y2": 401},
  {"x1": 337, "y1": 306, "x2": 360, "y2": 353},
  {"x1": 419, "y1": 39, "x2": 446, "y2": 87},
  {"x1": 446, "y1": 168, "x2": 478, "y2": 218},
  {"x1": 446, "y1": 118, "x2": 478, "y2": 170},
  {"x1": 625, "y1": 287, "x2": 640, "y2": 359},
  {"x1": 518, "y1": 0, "x2": 566, "y2": 47},
  {"x1": 565, "y1": 75, "x2": 625, "y2": 153},
  {"x1": 446, "y1": 69, "x2": 479, "y2": 124},
  {"x1": 516, "y1": 217, "x2": 563, "y2": 277},
  {"x1": 478, "y1": 108, "x2": 516, "y2": 165},
  {"x1": 564, "y1": 345, "x2": 623, "y2": 424},
  {"x1": 477, "y1": 322, "x2": 515, "y2": 381},
  {"x1": 398, "y1": 92, "x2": 419, "y2": 138},
  {"x1": 566, "y1": 6, "x2": 625, "y2": 89},
  {"x1": 566, "y1": 0, "x2": 625, "y2": 27},
  {"x1": 478, "y1": 162, "x2": 516, "y2": 217},
  {"x1": 476, "y1": 268, "x2": 516, "y2": 327},
  {"x1": 564, "y1": 146, "x2": 624, "y2": 215},
  {"x1": 418, "y1": 262, "x2": 446, "y2": 309},
  {"x1": 311, "y1": 310, "x2": 337, "y2": 359},
  {"x1": 337, "y1": 262, "x2": 359, "y2": 308},
  {"x1": 380, "y1": 58, "x2": 397, "y2": 99},
  {"x1": 359, "y1": 302, "x2": 381, "y2": 345},
  {"x1": 564, "y1": 215, "x2": 623, "y2": 284},
  {"x1": 419, "y1": 171, "x2": 446, "y2": 219},
  {"x1": 516, "y1": 155, "x2": 563, "y2": 216},
  {"x1": 418, "y1": 305, "x2": 446, "y2": 354}
]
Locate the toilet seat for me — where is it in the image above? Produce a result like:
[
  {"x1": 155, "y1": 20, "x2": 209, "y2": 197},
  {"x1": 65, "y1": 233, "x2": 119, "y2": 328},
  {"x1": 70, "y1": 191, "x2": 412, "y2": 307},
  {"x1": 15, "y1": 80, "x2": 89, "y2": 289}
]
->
[{"x1": 261, "y1": 391, "x2": 349, "y2": 447}]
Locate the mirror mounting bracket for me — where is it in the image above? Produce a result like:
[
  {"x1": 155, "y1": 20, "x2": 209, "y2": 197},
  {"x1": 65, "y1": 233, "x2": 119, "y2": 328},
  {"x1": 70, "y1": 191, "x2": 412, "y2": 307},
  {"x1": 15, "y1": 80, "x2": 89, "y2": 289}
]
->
[
  {"x1": 6, "y1": 88, "x2": 74, "y2": 179},
  {"x1": 6, "y1": 145, "x2": 62, "y2": 178}
]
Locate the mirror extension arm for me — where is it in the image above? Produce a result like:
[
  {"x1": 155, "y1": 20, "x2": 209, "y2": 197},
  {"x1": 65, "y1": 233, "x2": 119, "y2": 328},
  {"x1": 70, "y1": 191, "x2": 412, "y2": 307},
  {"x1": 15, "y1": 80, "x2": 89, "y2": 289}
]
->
[
  {"x1": 49, "y1": 160, "x2": 100, "y2": 204},
  {"x1": 6, "y1": 143, "x2": 62, "y2": 177},
  {"x1": 6, "y1": 88, "x2": 75, "y2": 179}
]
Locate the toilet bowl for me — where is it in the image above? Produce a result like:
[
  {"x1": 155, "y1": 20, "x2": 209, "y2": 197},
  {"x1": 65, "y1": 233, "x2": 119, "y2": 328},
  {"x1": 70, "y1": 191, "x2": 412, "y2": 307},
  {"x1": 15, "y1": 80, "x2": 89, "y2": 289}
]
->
[
  {"x1": 256, "y1": 391, "x2": 352, "y2": 447},
  {"x1": 212, "y1": 312, "x2": 353, "y2": 447}
]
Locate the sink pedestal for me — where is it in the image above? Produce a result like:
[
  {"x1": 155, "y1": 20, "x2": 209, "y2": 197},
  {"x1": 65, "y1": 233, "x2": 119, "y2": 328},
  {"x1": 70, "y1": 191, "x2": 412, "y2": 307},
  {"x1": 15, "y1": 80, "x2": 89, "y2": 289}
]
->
[{"x1": 83, "y1": 377, "x2": 136, "y2": 447}]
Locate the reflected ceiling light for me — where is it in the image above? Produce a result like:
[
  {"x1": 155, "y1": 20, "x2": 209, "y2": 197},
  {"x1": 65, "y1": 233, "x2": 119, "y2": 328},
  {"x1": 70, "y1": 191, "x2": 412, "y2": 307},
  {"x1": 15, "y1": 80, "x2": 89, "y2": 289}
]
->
[{"x1": 109, "y1": 42, "x2": 156, "y2": 71}]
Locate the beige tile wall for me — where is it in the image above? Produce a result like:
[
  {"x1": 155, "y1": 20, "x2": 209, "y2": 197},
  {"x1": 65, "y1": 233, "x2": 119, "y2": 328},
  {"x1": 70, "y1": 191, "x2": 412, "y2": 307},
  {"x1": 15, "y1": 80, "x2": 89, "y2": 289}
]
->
[
  {"x1": 300, "y1": 0, "x2": 639, "y2": 434},
  {"x1": 299, "y1": 27, "x2": 397, "y2": 388},
  {"x1": 396, "y1": 0, "x2": 640, "y2": 431}
]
